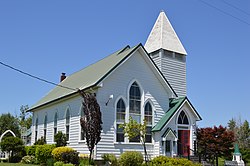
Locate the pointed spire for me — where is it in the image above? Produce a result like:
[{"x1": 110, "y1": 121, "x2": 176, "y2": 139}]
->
[{"x1": 145, "y1": 11, "x2": 187, "y2": 55}]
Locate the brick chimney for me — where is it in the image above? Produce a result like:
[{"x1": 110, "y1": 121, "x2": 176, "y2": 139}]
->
[{"x1": 60, "y1": 73, "x2": 66, "y2": 82}]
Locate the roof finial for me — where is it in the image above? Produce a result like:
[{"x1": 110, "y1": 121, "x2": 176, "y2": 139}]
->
[{"x1": 160, "y1": 9, "x2": 165, "y2": 13}]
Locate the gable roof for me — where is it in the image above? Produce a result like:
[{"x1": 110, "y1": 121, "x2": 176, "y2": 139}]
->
[
  {"x1": 152, "y1": 97, "x2": 202, "y2": 132},
  {"x1": 29, "y1": 44, "x2": 177, "y2": 111},
  {"x1": 144, "y1": 11, "x2": 187, "y2": 55},
  {"x1": 162, "y1": 127, "x2": 177, "y2": 139}
]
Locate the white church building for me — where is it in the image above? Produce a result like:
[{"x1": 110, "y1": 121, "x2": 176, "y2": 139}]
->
[{"x1": 29, "y1": 11, "x2": 202, "y2": 159}]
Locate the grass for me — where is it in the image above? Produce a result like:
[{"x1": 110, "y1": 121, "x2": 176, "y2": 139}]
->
[{"x1": 0, "y1": 163, "x2": 37, "y2": 166}]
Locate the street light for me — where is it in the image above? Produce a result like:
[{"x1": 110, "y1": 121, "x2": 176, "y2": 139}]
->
[{"x1": 214, "y1": 134, "x2": 219, "y2": 166}]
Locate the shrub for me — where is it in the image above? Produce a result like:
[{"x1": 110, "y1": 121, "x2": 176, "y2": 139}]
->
[
  {"x1": 61, "y1": 151, "x2": 79, "y2": 165},
  {"x1": 102, "y1": 154, "x2": 118, "y2": 166},
  {"x1": 150, "y1": 156, "x2": 201, "y2": 166},
  {"x1": 119, "y1": 151, "x2": 143, "y2": 166},
  {"x1": 25, "y1": 145, "x2": 38, "y2": 156},
  {"x1": 47, "y1": 158, "x2": 55, "y2": 166},
  {"x1": 63, "y1": 164, "x2": 74, "y2": 166},
  {"x1": 34, "y1": 136, "x2": 46, "y2": 145},
  {"x1": 21, "y1": 155, "x2": 36, "y2": 164},
  {"x1": 54, "y1": 131, "x2": 67, "y2": 147},
  {"x1": 52, "y1": 146, "x2": 75, "y2": 161},
  {"x1": 54, "y1": 161, "x2": 64, "y2": 166},
  {"x1": 35, "y1": 144, "x2": 56, "y2": 164},
  {"x1": 79, "y1": 158, "x2": 90, "y2": 166}
]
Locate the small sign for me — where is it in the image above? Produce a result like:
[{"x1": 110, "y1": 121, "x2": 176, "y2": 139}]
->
[{"x1": 224, "y1": 160, "x2": 238, "y2": 166}]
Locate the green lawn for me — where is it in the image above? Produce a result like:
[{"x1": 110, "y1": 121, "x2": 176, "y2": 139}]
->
[{"x1": 0, "y1": 163, "x2": 37, "y2": 166}]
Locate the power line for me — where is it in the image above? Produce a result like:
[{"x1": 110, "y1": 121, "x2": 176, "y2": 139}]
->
[
  {"x1": 199, "y1": 0, "x2": 250, "y2": 26},
  {"x1": 0, "y1": 61, "x2": 77, "y2": 91},
  {"x1": 221, "y1": 0, "x2": 250, "y2": 16}
]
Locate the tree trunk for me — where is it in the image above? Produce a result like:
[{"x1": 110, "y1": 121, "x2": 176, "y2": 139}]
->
[
  {"x1": 89, "y1": 149, "x2": 92, "y2": 164},
  {"x1": 142, "y1": 141, "x2": 148, "y2": 164}
]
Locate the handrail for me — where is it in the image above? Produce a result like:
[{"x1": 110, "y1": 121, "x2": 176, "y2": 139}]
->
[{"x1": 177, "y1": 141, "x2": 216, "y2": 164}]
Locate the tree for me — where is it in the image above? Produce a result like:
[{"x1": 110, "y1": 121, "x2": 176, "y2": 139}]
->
[
  {"x1": 79, "y1": 90, "x2": 102, "y2": 163},
  {"x1": 54, "y1": 131, "x2": 67, "y2": 147},
  {"x1": 227, "y1": 118, "x2": 250, "y2": 149},
  {"x1": 0, "y1": 136, "x2": 25, "y2": 161},
  {"x1": 19, "y1": 105, "x2": 32, "y2": 129},
  {"x1": 197, "y1": 125, "x2": 235, "y2": 161},
  {"x1": 120, "y1": 117, "x2": 149, "y2": 162},
  {"x1": 0, "y1": 113, "x2": 20, "y2": 138}
]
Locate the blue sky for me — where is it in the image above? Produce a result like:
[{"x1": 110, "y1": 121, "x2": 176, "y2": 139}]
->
[{"x1": 0, "y1": 0, "x2": 249, "y2": 127}]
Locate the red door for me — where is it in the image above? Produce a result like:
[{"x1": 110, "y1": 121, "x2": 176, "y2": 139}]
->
[{"x1": 178, "y1": 130, "x2": 190, "y2": 156}]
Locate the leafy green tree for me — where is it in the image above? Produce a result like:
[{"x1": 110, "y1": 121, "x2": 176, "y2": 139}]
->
[
  {"x1": 0, "y1": 136, "x2": 25, "y2": 160},
  {"x1": 54, "y1": 131, "x2": 67, "y2": 147},
  {"x1": 120, "y1": 117, "x2": 149, "y2": 162},
  {"x1": 79, "y1": 90, "x2": 102, "y2": 163},
  {"x1": 0, "y1": 113, "x2": 20, "y2": 138},
  {"x1": 19, "y1": 105, "x2": 32, "y2": 129},
  {"x1": 227, "y1": 118, "x2": 250, "y2": 149}
]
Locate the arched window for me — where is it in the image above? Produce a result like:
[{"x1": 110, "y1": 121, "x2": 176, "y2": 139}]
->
[
  {"x1": 44, "y1": 115, "x2": 47, "y2": 141},
  {"x1": 35, "y1": 117, "x2": 38, "y2": 142},
  {"x1": 129, "y1": 82, "x2": 141, "y2": 142},
  {"x1": 80, "y1": 106, "x2": 85, "y2": 140},
  {"x1": 145, "y1": 102, "x2": 152, "y2": 143},
  {"x1": 178, "y1": 111, "x2": 189, "y2": 125},
  {"x1": 116, "y1": 99, "x2": 125, "y2": 142},
  {"x1": 54, "y1": 112, "x2": 58, "y2": 138},
  {"x1": 66, "y1": 109, "x2": 70, "y2": 141},
  {"x1": 129, "y1": 82, "x2": 141, "y2": 123}
]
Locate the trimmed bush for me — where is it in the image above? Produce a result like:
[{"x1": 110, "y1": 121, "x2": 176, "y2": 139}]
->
[
  {"x1": 102, "y1": 154, "x2": 118, "y2": 166},
  {"x1": 63, "y1": 164, "x2": 74, "y2": 166},
  {"x1": 35, "y1": 144, "x2": 56, "y2": 164},
  {"x1": 150, "y1": 156, "x2": 202, "y2": 166},
  {"x1": 119, "y1": 151, "x2": 143, "y2": 166},
  {"x1": 25, "y1": 145, "x2": 38, "y2": 156},
  {"x1": 34, "y1": 136, "x2": 46, "y2": 145},
  {"x1": 21, "y1": 155, "x2": 36, "y2": 164},
  {"x1": 61, "y1": 151, "x2": 79, "y2": 165},
  {"x1": 54, "y1": 161, "x2": 64, "y2": 166},
  {"x1": 52, "y1": 146, "x2": 75, "y2": 161}
]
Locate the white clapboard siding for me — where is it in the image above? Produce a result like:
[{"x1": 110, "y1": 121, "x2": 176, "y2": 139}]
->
[
  {"x1": 31, "y1": 49, "x2": 174, "y2": 159},
  {"x1": 150, "y1": 50, "x2": 186, "y2": 97}
]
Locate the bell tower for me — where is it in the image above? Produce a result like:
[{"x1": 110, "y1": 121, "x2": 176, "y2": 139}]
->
[{"x1": 145, "y1": 11, "x2": 187, "y2": 97}]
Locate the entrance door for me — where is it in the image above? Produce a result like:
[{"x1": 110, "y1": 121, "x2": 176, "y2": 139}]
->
[{"x1": 178, "y1": 130, "x2": 190, "y2": 156}]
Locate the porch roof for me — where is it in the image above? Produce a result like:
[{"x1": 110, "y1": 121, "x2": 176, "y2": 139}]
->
[{"x1": 152, "y1": 97, "x2": 186, "y2": 132}]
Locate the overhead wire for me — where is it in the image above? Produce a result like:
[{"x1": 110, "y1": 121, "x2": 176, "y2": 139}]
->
[
  {"x1": 221, "y1": 0, "x2": 250, "y2": 16},
  {"x1": 0, "y1": 61, "x2": 77, "y2": 91},
  {"x1": 198, "y1": 0, "x2": 250, "y2": 26}
]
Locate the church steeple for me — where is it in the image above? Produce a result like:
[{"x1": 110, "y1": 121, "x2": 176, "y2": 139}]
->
[
  {"x1": 145, "y1": 11, "x2": 187, "y2": 97},
  {"x1": 145, "y1": 11, "x2": 187, "y2": 55}
]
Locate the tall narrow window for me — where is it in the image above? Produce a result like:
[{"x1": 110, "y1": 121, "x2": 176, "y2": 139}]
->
[
  {"x1": 44, "y1": 115, "x2": 47, "y2": 141},
  {"x1": 145, "y1": 102, "x2": 152, "y2": 143},
  {"x1": 35, "y1": 117, "x2": 38, "y2": 142},
  {"x1": 129, "y1": 82, "x2": 141, "y2": 142},
  {"x1": 80, "y1": 106, "x2": 85, "y2": 140},
  {"x1": 178, "y1": 111, "x2": 189, "y2": 125},
  {"x1": 66, "y1": 109, "x2": 70, "y2": 141},
  {"x1": 116, "y1": 99, "x2": 125, "y2": 142},
  {"x1": 54, "y1": 112, "x2": 58, "y2": 138}
]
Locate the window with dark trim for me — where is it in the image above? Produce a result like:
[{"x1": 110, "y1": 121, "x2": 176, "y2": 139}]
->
[
  {"x1": 178, "y1": 111, "x2": 189, "y2": 125},
  {"x1": 66, "y1": 109, "x2": 70, "y2": 141},
  {"x1": 116, "y1": 99, "x2": 125, "y2": 142},
  {"x1": 44, "y1": 115, "x2": 47, "y2": 141},
  {"x1": 145, "y1": 102, "x2": 152, "y2": 143},
  {"x1": 129, "y1": 82, "x2": 141, "y2": 142},
  {"x1": 54, "y1": 112, "x2": 58, "y2": 138},
  {"x1": 80, "y1": 106, "x2": 85, "y2": 140},
  {"x1": 35, "y1": 117, "x2": 38, "y2": 142}
]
